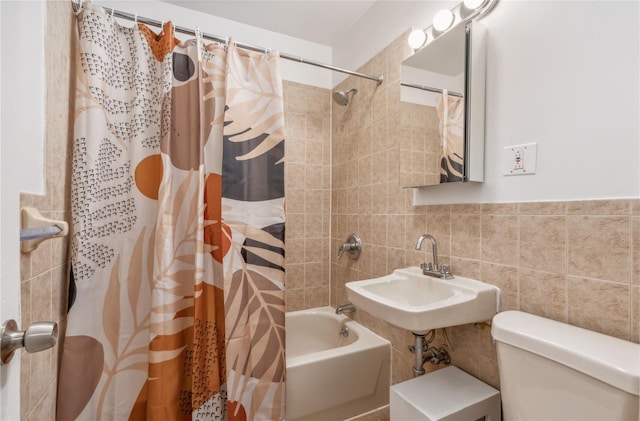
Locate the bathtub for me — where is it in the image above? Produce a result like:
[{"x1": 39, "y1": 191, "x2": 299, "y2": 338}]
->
[{"x1": 285, "y1": 306, "x2": 391, "y2": 421}]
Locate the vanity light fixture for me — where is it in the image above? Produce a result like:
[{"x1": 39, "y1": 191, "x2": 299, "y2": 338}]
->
[
  {"x1": 433, "y1": 9, "x2": 455, "y2": 33},
  {"x1": 408, "y1": 28, "x2": 428, "y2": 49},
  {"x1": 463, "y1": 0, "x2": 487, "y2": 11},
  {"x1": 407, "y1": 0, "x2": 497, "y2": 50}
]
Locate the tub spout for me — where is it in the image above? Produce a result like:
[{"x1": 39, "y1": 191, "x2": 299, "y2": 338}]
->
[{"x1": 335, "y1": 303, "x2": 356, "y2": 314}]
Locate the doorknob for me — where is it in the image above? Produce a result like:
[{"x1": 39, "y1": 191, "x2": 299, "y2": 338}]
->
[{"x1": 1, "y1": 319, "x2": 58, "y2": 364}]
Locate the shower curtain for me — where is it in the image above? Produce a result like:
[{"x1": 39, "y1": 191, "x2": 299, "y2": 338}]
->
[
  {"x1": 57, "y1": 3, "x2": 285, "y2": 420},
  {"x1": 438, "y1": 90, "x2": 465, "y2": 183}
]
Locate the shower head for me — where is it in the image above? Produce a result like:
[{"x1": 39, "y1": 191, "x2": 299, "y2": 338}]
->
[{"x1": 333, "y1": 88, "x2": 358, "y2": 107}]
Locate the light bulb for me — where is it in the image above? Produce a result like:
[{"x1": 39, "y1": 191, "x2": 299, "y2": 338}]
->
[
  {"x1": 433, "y1": 9, "x2": 454, "y2": 33},
  {"x1": 407, "y1": 29, "x2": 427, "y2": 49},
  {"x1": 463, "y1": 0, "x2": 486, "y2": 10}
]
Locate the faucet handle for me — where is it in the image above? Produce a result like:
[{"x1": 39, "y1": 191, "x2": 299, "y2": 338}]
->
[
  {"x1": 420, "y1": 262, "x2": 433, "y2": 271},
  {"x1": 441, "y1": 264, "x2": 454, "y2": 279},
  {"x1": 337, "y1": 233, "x2": 362, "y2": 260}
]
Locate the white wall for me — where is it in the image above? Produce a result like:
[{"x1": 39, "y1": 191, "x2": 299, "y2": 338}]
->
[
  {"x1": 413, "y1": 1, "x2": 640, "y2": 204},
  {"x1": 332, "y1": 0, "x2": 457, "y2": 86},
  {"x1": 97, "y1": 0, "x2": 333, "y2": 88}
]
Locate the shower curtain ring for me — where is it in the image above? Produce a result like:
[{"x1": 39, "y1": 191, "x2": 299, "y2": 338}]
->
[{"x1": 111, "y1": 8, "x2": 115, "y2": 18}]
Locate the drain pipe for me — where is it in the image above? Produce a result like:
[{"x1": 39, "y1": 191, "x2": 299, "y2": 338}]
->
[
  {"x1": 412, "y1": 334, "x2": 426, "y2": 376},
  {"x1": 409, "y1": 330, "x2": 451, "y2": 376}
]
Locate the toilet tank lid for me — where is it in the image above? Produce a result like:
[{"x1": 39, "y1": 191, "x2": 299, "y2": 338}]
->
[{"x1": 491, "y1": 311, "x2": 640, "y2": 396}]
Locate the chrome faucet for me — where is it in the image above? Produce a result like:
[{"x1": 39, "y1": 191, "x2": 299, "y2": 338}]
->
[
  {"x1": 335, "y1": 303, "x2": 356, "y2": 314},
  {"x1": 415, "y1": 234, "x2": 454, "y2": 279}
]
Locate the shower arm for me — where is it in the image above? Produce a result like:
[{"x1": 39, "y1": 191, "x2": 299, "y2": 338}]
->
[{"x1": 69, "y1": 0, "x2": 384, "y2": 86}]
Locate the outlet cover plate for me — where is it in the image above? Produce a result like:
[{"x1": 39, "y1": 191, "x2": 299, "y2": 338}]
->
[{"x1": 503, "y1": 142, "x2": 537, "y2": 176}]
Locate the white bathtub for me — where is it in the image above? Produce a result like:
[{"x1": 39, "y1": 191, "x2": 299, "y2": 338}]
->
[{"x1": 285, "y1": 306, "x2": 391, "y2": 421}]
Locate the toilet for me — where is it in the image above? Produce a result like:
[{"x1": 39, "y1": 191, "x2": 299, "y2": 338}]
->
[{"x1": 492, "y1": 311, "x2": 640, "y2": 420}]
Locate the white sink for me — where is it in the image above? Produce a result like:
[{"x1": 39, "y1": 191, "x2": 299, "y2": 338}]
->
[{"x1": 346, "y1": 266, "x2": 500, "y2": 333}]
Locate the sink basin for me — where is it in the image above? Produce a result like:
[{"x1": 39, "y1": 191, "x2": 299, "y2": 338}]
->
[{"x1": 345, "y1": 266, "x2": 500, "y2": 333}]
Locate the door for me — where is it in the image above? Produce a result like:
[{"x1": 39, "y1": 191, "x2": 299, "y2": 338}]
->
[{"x1": 0, "y1": 1, "x2": 47, "y2": 419}]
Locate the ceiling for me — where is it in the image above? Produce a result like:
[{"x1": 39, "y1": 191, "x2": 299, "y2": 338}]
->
[{"x1": 162, "y1": 1, "x2": 378, "y2": 48}]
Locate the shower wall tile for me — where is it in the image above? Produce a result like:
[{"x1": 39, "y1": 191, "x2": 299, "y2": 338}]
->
[{"x1": 283, "y1": 81, "x2": 332, "y2": 312}]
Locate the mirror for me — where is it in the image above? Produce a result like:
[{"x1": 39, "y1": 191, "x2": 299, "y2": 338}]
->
[{"x1": 399, "y1": 21, "x2": 486, "y2": 188}]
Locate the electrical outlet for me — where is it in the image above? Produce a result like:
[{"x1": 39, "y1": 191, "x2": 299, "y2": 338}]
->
[
  {"x1": 504, "y1": 143, "x2": 537, "y2": 176},
  {"x1": 513, "y1": 147, "x2": 524, "y2": 170}
]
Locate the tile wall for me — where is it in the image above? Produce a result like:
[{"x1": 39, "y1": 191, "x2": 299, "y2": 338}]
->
[
  {"x1": 330, "y1": 31, "x2": 640, "y2": 394},
  {"x1": 398, "y1": 102, "x2": 440, "y2": 188},
  {"x1": 19, "y1": 2, "x2": 75, "y2": 419},
  {"x1": 282, "y1": 81, "x2": 333, "y2": 311}
]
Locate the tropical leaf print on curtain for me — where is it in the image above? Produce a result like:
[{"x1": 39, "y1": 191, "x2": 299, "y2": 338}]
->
[
  {"x1": 222, "y1": 43, "x2": 286, "y2": 421},
  {"x1": 438, "y1": 90, "x2": 465, "y2": 183},
  {"x1": 59, "y1": 3, "x2": 285, "y2": 420}
]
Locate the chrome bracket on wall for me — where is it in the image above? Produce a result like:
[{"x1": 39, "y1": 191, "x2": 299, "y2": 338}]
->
[{"x1": 337, "y1": 233, "x2": 362, "y2": 260}]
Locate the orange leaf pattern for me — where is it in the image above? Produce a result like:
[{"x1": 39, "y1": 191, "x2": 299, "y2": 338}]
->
[{"x1": 60, "y1": 5, "x2": 285, "y2": 421}]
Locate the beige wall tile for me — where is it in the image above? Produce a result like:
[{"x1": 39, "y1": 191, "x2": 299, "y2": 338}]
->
[
  {"x1": 568, "y1": 277, "x2": 630, "y2": 340},
  {"x1": 286, "y1": 289, "x2": 305, "y2": 312},
  {"x1": 451, "y1": 204, "x2": 481, "y2": 214},
  {"x1": 449, "y1": 258, "x2": 481, "y2": 280},
  {"x1": 631, "y1": 286, "x2": 639, "y2": 343},
  {"x1": 519, "y1": 216, "x2": 566, "y2": 273},
  {"x1": 633, "y1": 217, "x2": 640, "y2": 286},
  {"x1": 21, "y1": 253, "x2": 32, "y2": 282},
  {"x1": 370, "y1": 245, "x2": 389, "y2": 276},
  {"x1": 451, "y1": 214, "x2": 481, "y2": 259},
  {"x1": 482, "y1": 215, "x2": 518, "y2": 266},
  {"x1": 304, "y1": 286, "x2": 329, "y2": 309},
  {"x1": 31, "y1": 240, "x2": 52, "y2": 277},
  {"x1": 285, "y1": 264, "x2": 305, "y2": 289},
  {"x1": 519, "y1": 269, "x2": 567, "y2": 322},
  {"x1": 481, "y1": 263, "x2": 518, "y2": 311},
  {"x1": 387, "y1": 248, "x2": 406, "y2": 272},
  {"x1": 567, "y1": 216, "x2": 630, "y2": 283},
  {"x1": 481, "y1": 203, "x2": 517, "y2": 215},
  {"x1": 405, "y1": 213, "x2": 427, "y2": 247},
  {"x1": 387, "y1": 216, "x2": 406, "y2": 249},
  {"x1": 566, "y1": 199, "x2": 630, "y2": 215},
  {"x1": 517, "y1": 201, "x2": 566, "y2": 215},
  {"x1": 425, "y1": 214, "x2": 451, "y2": 256}
]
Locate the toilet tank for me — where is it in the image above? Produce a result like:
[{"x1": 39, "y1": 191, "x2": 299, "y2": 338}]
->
[{"x1": 491, "y1": 311, "x2": 639, "y2": 421}]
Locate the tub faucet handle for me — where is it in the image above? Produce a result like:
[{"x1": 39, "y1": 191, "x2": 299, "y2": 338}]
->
[{"x1": 337, "y1": 233, "x2": 362, "y2": 260}]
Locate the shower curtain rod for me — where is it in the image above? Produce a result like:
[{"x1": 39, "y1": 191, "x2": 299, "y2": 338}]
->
[
  {"x1": 71, "y1": 0, "x2": 384, "y2": 86},
  {"x1": 401, "y1": 82, "x2": 463, "y2": 98}
]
